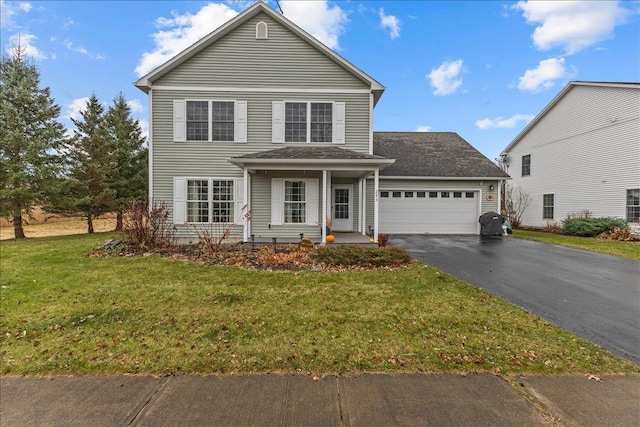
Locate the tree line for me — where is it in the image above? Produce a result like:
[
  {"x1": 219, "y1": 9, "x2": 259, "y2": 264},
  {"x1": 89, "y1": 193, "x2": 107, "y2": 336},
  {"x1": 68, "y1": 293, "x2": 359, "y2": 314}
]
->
[{"x1": 1, "y1": 47, "x2": 147, "y2": 239}]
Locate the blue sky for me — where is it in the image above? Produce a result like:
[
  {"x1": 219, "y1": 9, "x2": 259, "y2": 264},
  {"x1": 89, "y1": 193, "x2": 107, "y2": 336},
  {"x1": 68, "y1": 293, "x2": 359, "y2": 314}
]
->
[{"x1": 2, "y1": 0, "x2": 639, "y2": 161}]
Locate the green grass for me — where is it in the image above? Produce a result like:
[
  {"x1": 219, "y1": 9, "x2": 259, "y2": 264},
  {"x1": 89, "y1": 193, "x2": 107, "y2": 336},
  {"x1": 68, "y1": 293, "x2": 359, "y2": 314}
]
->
[
  {"x1": 1, "y1": 233, "x2": 638, "y2": 376},
  {"x1": 512, "y1": 229, "x2": 640, "y2": 260}
]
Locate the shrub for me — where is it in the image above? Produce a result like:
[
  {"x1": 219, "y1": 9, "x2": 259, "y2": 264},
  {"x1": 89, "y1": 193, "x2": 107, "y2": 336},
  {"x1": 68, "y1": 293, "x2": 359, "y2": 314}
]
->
[
  {"x1": 313, "y1": 245, "x2": 412, "y2": 267},
  {"x1": 121, "y1": 201, "x2": 176, "y2": 251},
  {"x1": 561, "y1": 217, "x2": 627, "y2": 237}
]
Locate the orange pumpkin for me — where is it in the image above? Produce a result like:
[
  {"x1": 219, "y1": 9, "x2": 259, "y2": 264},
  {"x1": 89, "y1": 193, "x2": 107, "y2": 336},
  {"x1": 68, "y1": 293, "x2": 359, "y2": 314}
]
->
[{"x1": 326, "y1": 234, "x2": 335, "y2": 243}]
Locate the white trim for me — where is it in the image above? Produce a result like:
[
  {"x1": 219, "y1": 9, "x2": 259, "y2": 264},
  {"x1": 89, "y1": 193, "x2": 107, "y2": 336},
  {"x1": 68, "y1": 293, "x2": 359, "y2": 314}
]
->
[
  {"x1": 372, "y1": 176, "x2": 510, "y2": 181},
  {"x1": 332, "y1": 184, "x2": 353, "y2": 232},
  {"x1": 322, "y1": 170, "x2": 327, "y2": 243},
  {"x1": 243, "y1": 169, "x2": 250, "y2": 241},
  {"x1": 178, "y1": 99, "x2": 246, "y2": 143},
  {"x1": 153, "y1": 85, "x2": 372, "y2": 94},
  {"x1": 177, "y1": 177, "x2": 242, "y2": 224},
  {"x1": 256, "y1": 21, "x2": 268, "y2": 39},
  {"x1": 361, "y1": 178, "x2": 367, "y2": 235},
  {"x1": 148, "y1": 90, "x2": 153, "y2": 202},
  {"x1": 374, "y1": 169, "x2": 379, "y2": 242},
  {"x1": 369, "y1": 93, "x2": 374, "y2": 154}
]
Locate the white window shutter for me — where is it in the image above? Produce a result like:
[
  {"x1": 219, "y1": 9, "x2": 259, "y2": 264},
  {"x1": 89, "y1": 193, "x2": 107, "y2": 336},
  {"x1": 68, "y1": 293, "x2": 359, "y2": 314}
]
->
[
  {"x1": 173, "y1": 100, "x2": 186, "y2": 142},
  {"x1": 333, "y1": 102, "x2": 345, "y2": 144},
  {"x1": 235, "y1": 178, "x2": 245, "y2": 224},
  {"x1": 173, "y1": 177, "x2": 186, "y2": 224},
  {"x1": 306, "y1": 179, "x2": 319, "y2": 225},
  {"x1": 271, "y1": 178, "x2": 283, "y2": 225},
  {"x1": 272, "y1": 101, "x2": 284, "y2": 144},
  {"x1": 235, "y1": 101, "x2": 247, "y2": 143}
]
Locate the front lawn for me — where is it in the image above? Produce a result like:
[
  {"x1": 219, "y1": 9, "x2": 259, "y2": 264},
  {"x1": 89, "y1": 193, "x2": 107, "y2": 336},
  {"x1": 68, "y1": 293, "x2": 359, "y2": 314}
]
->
[
  {"x1": 512, "y1": 229, "x2": 640, "y2": 260},
  {"x1": 1, "y1": 233, "x2": 637, "y2": 376}
]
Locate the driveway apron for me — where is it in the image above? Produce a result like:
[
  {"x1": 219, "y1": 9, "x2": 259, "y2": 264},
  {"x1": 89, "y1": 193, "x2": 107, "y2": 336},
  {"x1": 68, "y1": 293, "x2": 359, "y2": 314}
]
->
[{"x1": 390, "y1": 235, "x2": 640, "y2": 364}]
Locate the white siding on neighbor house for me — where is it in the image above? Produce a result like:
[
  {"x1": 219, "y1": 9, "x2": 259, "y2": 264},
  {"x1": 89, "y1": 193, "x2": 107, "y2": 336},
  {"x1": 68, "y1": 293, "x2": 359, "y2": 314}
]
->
[
  {"x1": 505, "y1": 85, "x2": 640, "y2": 227},
  {"x1": 364, "y1": 179, "x2": 501, "y2": 235}
]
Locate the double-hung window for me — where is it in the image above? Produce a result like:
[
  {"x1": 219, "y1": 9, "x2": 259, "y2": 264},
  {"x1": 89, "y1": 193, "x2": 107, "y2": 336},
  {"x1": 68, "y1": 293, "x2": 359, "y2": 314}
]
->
[
  {"x1": 627, "y1": 189, "x2": 640, "y2": 222},
  {"x1": 272, "y1": 101, "x2": 344, "y2": 144},
  {"x1": 179, "y1": 178, "x2": 239, "y2": 224},
  {"x1": 174, "y1": 100, "x2": 247, "y2": 143},
  {"x1": 270, "y1": 178, "x2": 318, "y2": 226},
  {"x1": 285, "y1": 102, "x2": 333, "y2": 142},
  {"x1": 522, "y1": 155, "x2": 531, "y2": 176},
  {"x1": 284, "y1": 181, "x2": 306, "y2": 223},
  {"x1": 543, "y1": 194, "x2": 554, "y2": 220}
]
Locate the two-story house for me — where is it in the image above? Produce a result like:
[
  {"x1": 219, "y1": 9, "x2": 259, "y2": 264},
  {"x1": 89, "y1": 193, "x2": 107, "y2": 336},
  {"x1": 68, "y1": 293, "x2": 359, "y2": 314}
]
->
[
  {"x1": 501, "y1": 81, "x2": 640, "y2": 228},
  {"x1": 135, "y1": 2, "x2": 508, "y2": 243}
]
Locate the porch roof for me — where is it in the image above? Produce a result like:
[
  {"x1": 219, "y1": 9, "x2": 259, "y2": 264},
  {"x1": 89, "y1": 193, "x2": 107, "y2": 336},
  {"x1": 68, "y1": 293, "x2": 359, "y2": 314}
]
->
[{"x1": 228, "y1": 146, "x2": 395, "y2": 175}]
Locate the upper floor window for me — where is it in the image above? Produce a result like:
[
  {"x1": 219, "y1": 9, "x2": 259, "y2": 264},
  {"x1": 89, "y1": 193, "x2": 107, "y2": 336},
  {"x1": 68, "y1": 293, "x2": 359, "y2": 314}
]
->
[
  {"x1": 522, "y1": 154, "x2": 531, "y2": 176},
  {"x1": 284, "y1": 102, "x2": 333, "y2": 143},
  {"x1": 543, "y1": 193, "x2": 554, "y2": 220},
  {"x1": 173, "y1": 99, "x2": 247, "y2": 143},
  {"x1": 272, "y1": 101, "x2": 344, "y2": 144},
  {"x1": 627, "y1": 189, "x2": 639, "y2": 222}
]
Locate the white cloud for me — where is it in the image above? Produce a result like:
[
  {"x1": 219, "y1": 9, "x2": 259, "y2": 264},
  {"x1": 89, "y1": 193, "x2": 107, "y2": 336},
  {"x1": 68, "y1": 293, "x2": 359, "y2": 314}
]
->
[
  {"x1": 379, "y1": 8, "x2": 400, "y2": 39},
  {"x1": 127, "y1": 99, "x2": 145, "y2": 113},
  {"x1": 138, "y1": 118, "x2": 149, "y2": 142},
  {"x1": 518, "y1": 56, "x2": 576, "y2": 92},
  {"x1": 64, "y1": 40, "x2": 88, "y2": 55},
  {"x1": 476, "y1": 114, "x2": 534, "y2": 130},
  {"x1": 7, "y1": 33, "x2": 46, "y2": 60},
  {"x1": 1, "y1": 1, "x2": 32, "y2": 29},
  {"x1": 416, "y1": 125, "x2": 431, "y2": 132},
  {"x1": 135, "y1": 3, "x2": 239, "y2": 77},
  {"x1": 279, "y1": 0, "x2": 348, "y2": 50},
  {"x1": 514, "y1": 0, "x2": 630, "y2": 55},
  {"x1": 66, "y1": 97, "x2": 90, "y2": 121},
  {"x1": 427, "y1": 59, "x2": 464, "y2": 96}
]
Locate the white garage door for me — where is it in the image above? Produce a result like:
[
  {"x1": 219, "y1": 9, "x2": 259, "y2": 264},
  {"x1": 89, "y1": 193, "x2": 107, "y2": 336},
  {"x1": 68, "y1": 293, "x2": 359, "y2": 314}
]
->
[{"x1": 379, "y1": 190, "x2": 479, "y2": 234}]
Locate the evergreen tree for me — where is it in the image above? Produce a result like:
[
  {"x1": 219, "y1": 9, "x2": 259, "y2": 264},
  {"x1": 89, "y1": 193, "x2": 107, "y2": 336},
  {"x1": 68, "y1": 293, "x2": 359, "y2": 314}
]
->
[
  {"x1": 0, "y1": 47, "x2": 67, "y2": 239},
  {"x1": 50, "y1": 94, "x2": 116, "y2": 233},
  {"x1": 105, "y1": 92, "x2": 148, "y2": 230}
]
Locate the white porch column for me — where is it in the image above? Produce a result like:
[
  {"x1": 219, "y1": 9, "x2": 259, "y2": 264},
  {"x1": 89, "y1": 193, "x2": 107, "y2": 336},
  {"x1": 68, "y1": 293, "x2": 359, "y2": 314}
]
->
[
  {"x1": 243, "y1": 168, "x2": 250, "y2": 242},
  {"x1": 374, "y1": 168, "x2": 379, "y2": 242},
  {"x1": 361, "y1": 178, "x2": 367, "y2": 235},
  {"x1": 322, "y1": 169, "x2": 327, "y2": 243}
]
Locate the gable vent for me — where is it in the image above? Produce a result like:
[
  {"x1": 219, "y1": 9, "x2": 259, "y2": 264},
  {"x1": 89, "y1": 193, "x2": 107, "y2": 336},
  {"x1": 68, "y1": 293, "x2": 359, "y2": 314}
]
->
[{"x1": 256, "y1": 21, "x2": 268, "y2": 39}]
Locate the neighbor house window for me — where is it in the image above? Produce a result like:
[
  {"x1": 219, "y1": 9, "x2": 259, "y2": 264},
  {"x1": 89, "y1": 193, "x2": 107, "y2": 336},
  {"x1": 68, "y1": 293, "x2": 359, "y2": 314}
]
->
[
  {"x1": 522, "y1": 155, "x2": 531, "y2": 176},
  {"x1": 285, "y1": 102, "x2": 332, "y2": 142},
  {"x1": 284, "y1": 181, "x2": 306, "y2": 223},
  {"x1": 627, "y1": 189, "x2": 640, "y2": 222},
  {"x1": 543, "y1": 194, "x2": 554, "y2": 220},
  {"x1": 186, "y1": 179, "x2": 234, "y2": 223}
]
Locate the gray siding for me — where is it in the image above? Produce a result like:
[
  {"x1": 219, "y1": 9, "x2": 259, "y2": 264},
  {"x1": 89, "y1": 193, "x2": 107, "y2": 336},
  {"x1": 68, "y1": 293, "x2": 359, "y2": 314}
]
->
[
  {"x1": 505, "y1": 85, "x2": 640, "y2": 227},
  {"x1": 250, "y1": 171, "x2": 324, "y2": 239},
  {"x1": 155, "y1": 13, "x2": 369, "y2": 89}
]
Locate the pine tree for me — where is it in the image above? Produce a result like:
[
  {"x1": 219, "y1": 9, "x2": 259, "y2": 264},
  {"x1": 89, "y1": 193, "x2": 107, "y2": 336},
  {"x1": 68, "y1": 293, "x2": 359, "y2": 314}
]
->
[
  {"x1": 105, "y1": 92, "x2": 148, "y2": 230},
  {"x1": 51, "y1": 94, "x2": 116, "y2": 233},
  {"x1": 0, "y1": 47, "x2": 67, "y2": 239}
]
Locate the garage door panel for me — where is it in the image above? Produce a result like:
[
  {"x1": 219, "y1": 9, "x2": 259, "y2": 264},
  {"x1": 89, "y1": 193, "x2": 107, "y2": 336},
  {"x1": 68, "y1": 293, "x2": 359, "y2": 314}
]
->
[{"x1": 380, "y1": 190, "x2": 478, "y2": 234}]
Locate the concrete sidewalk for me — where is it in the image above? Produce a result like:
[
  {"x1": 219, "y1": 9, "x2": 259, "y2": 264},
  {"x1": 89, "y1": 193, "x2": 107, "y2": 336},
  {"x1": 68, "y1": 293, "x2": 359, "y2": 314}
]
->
[{"x1": 1, "y1": 373, "x2": 638, "y2": 426}]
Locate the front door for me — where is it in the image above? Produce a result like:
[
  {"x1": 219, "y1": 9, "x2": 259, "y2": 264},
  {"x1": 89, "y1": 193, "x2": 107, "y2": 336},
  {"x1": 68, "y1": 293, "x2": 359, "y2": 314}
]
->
[{"x1": 332, "y1": 185, "x2": 353, "y2": 232}]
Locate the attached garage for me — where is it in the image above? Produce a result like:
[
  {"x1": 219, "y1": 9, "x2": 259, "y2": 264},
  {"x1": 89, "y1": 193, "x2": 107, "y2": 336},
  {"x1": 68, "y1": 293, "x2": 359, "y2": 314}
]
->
[
  {"x1": 379, "y1": 189, "x2": 479, "y2": 234},
  {"x1": 371, "y1": 132, "x2": 511, "y2": 236}
]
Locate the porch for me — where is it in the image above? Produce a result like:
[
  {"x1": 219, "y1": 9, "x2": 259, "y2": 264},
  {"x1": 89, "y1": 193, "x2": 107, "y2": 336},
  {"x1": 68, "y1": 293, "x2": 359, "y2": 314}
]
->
[{"x1": 245, "y1": 232, "x2": 376, "y2": 246}]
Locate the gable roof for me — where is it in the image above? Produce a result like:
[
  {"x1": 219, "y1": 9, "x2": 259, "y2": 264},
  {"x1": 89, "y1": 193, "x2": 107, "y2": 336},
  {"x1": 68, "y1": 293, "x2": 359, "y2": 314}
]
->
[
  {"x1": 134, "y1": 2, "x2": 385, "y2": 104},
  {"x1": 373, "y1": 132, "x2": 510, "y2": 179},
  {"x1": 502, "y1": 81, "x2": 640, "y2": 154}
]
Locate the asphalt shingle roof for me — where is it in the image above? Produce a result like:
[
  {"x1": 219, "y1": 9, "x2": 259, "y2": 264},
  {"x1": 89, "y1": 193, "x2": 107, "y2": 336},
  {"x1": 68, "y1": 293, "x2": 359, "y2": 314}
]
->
[
  {"x1": 232, "y1": 146, "x2": 387, "y2": 161},
  {"x1": 373, "y1": 132, "x2": 510, "y2": 178}
]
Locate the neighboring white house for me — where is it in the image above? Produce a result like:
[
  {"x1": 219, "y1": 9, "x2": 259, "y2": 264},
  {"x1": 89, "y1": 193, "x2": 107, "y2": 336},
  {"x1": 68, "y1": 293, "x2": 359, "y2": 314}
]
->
[
  {"x1": 501, "y1": 81, "x2": 640, "y2": 227},
  {"x1": 134, "y1": 2, "x2": 508, "y2": 243}
]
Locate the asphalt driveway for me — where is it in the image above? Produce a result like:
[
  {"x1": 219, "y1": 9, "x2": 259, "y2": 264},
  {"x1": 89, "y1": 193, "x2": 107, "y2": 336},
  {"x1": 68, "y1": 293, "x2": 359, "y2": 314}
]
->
[{"x1": 389, "y1": 234, "x2": 640, "y2": 365}]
